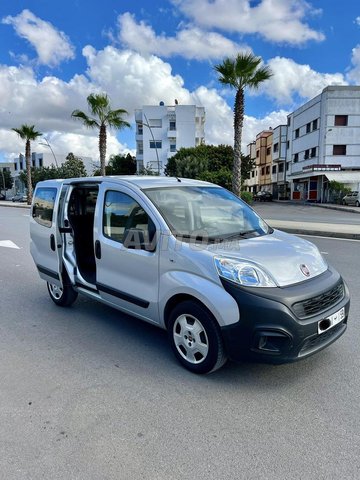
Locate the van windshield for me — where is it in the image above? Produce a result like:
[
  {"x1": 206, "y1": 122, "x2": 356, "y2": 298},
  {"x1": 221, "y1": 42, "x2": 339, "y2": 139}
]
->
[{"x1": 145, "y1": 186, "x2": 271, "y2": 242}]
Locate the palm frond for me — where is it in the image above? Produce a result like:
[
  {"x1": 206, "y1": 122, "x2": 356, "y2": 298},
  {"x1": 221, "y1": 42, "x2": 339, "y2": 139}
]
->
[{"x1": 71, "y1": 110, "x2": 99, "y2": 128}]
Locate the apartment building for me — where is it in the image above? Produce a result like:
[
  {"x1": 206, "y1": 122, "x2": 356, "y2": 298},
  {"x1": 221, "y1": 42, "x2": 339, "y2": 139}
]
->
[
  {"x1": 288, "y1": 86, "x2": 360, "y2": 201},
  {"x1": 245, "y1": 86, "x2": 360, "y2": 201},
  {"x1": 135, "y1": 102, "x2": 205, "y2": 174}
]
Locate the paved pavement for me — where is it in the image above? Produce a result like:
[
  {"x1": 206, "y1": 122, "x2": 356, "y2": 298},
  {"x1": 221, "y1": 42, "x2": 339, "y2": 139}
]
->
[{"x1": 1, "y1": 199, "x2": 360, "y2": 239}]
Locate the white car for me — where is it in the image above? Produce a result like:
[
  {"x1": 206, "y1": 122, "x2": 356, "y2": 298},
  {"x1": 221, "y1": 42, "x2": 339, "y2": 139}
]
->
[
  {"x1": 342, "y1": 191, "x2": 360, "y2": 207},
  {"x1": 29, "y1": 176, "x2": 350, "y2": 373}
]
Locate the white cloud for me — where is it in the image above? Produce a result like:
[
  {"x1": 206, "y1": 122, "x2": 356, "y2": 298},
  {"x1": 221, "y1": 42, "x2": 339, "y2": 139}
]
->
[
  {"x1": 355, "y1": 17, "x2": 360, "y2": 26},
  {"x1": 347, "y1": 45, "x2": 360, "y2": 83},
  {"x1": 117, "y1": 12, "x2": 246, "y2": 60},
  {"x1": 2, "y1": 9, "x2": 75, "y2": 66},
  {"x1": 172, "y1": 0, "x2": 324, "y2": 45},
  {"x1": 263, "y1": 57, "x2": 347, "y2": 104}
]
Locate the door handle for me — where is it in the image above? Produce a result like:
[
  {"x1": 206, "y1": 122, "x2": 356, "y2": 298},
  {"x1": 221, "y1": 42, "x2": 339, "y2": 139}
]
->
[
  {"x1": 50, "y1": 234, "x2": 56, "y2": 251},
  {"x1": 95, "y1": 240, "x2": 101, "y2": 259}
]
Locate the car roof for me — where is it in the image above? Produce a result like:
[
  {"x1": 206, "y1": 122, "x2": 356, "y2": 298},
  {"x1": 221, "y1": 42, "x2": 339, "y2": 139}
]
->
[{"x1": 37, "y1": 176, "x2": 216, "y2": 190}]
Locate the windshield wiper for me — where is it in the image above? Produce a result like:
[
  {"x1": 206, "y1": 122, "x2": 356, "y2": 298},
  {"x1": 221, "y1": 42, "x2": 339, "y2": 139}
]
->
[{"x1": 216, "y1": 229, "x2": 259, "y2": 242}]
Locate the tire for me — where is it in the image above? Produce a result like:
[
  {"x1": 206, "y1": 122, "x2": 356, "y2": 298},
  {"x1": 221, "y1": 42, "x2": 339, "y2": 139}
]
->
[
  {"x1": 342, "y1": 200, "x2": 346, "y2": 205},
  {"x1": 47, "y1": 281, "x2": 78, "y2": 307},
  {"x1": 167, "y1": 300, "x2": 227, "y2": 374},
  {"x1": 356, "y1": 201, "x2": 359, "y2": 207}
]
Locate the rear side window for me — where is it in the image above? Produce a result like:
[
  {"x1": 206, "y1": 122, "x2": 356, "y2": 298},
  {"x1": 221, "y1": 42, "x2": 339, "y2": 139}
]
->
[{"x1": 32, "y1": 188, "x2": 57, "y2": 228}]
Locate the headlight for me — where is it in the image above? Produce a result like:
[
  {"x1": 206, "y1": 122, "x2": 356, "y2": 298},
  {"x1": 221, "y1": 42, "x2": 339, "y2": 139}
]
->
[{"x1": 214, "y1": 256, "x2": 277, "y2": 287}]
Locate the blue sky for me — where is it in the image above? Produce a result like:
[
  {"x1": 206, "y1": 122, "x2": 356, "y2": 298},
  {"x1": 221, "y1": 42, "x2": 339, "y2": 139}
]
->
[{"x1": 0, "y1": 0, "x2": 359, "y2": 163}]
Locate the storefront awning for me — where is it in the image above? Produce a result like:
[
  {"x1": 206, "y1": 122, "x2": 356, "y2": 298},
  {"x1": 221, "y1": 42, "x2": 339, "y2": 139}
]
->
[{"x1": 324, "y1": 172, "x2": 360, "y2": 184}]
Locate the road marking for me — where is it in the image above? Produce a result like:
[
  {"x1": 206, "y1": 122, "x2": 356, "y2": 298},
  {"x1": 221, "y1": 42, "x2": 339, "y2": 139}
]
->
[
  {"x1": 320, "y1": 251, "x2": 329, "y2": 255},
  {"x1": 0, "y1": 240, "x2": 20, "y2": 249}
]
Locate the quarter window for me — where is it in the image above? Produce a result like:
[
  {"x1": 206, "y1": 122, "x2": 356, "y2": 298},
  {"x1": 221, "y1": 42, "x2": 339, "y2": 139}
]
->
[{"x1": 32, "y1": 187, "x2": 57, "y2": 228}]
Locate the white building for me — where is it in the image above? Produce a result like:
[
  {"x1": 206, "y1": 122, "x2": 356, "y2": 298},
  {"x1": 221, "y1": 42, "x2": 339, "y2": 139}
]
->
[
  {"x1": 135, "y1": 102, "x2": 205, "y2": 174},
  {"x1": 287, "y1": 86, "x2": 360, "y2": 201}
]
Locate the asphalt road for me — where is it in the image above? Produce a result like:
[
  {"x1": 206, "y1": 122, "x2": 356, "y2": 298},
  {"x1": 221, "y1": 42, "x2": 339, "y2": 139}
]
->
[
  {"x1": 254, "y1": 201, "x2": 360, "y2": 225},
  {"x1": 0, "y1": 206, "x2": 359, "y2": 480}
]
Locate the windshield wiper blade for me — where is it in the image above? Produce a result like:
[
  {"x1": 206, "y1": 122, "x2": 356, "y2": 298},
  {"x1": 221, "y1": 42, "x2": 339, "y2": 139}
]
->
[{"x1": 217, "y1": 230, "x2": 258, "y2": 242}]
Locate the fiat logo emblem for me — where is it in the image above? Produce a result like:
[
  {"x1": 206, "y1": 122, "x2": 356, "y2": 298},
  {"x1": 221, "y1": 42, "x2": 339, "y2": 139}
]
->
[{"x1": 300, "y1": 264, "x2": 310, "y2": 277}]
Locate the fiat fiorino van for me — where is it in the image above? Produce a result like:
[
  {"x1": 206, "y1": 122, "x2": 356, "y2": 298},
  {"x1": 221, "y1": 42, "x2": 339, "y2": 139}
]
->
[{"x1": 30, "y1": 177, "x2": 350, "y2": 373}]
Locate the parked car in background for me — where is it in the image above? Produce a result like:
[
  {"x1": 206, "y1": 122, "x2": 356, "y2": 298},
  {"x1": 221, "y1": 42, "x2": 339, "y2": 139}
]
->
[
  {"x1": 11, "y1": 193, "x2": 27, "y2": 202},
  {"x1": 0, "y1": 193, "x2": 6, "y2": 200},
  {"x1": 254, "y1": 190, "x2": 273, "y2": 202},
  {"x1": 342, "y1": 191, "x2": 360, "y2": 207}
]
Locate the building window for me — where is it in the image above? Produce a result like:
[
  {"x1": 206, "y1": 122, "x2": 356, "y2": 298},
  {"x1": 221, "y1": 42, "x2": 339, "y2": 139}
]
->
[
  {"x1": 278, "y1": 163, "x2": 284, "y2": 173},
  {"x1": 312, "y1": 119, "x2": 318, "y2": 130},
  {"x1": 39, "y1": 158, "x2": 43, "y2": 167},
  {"x1": 256, "y1": 150, "x2": 259, "y2": 158},
  {"x1": 295, "y1": 128, "x2": 300, "y2": 139},
  {"x1": 251, "y1": 171, "x2": 255, "y2": 178},
  {"x1": 333, "y1": 145, "x2": 346, "y2": 155},
  {"x1": 150, "y1": 140, "x2": 162, "y2": 149},
  {"x1": 293, "y1": 153, "x2": 299, "y2": 163},
  {"x1": 311, "y1": 147, "x2": 316, "y2": 158},
  {"x1": 261, "y1": 167, "x2": 265, "y2": 175},
  {"x1": 287, "y1": 140, "x2": 290, "y2": 149},
  {"x1": 170, "y1": 143, "x2": 176, "y2": 152},
  {"x1": 266, "y1": 147, "x2": 271, "y2": 155},
  {"x1": 304, "y1": 149, "x2": 310, "y2": 160},
  {"x1": 286, "y1": 162, "x2": 289, "y2": 171},
  {"x1": 32, "y1": 159, "x2": 36, "y2": 167},
  {"x1": 272, "y1": 165, "x2": 277, "y2": 174},
  {"x1": 14, "y1": 163, "x2": 18, "y2": 171},
  {"x1": 287, "y1": 117, "x2": 291, "y2": 126},
  {"x1": 20, "y1": 162, "x2": 23, "y2": 170},
  {"x1": 306, "y1": 123, "x2": 311, "y2": 133},
  {"x1": 169, "y1": 121, "x2": 176, "y2": 131},
  {"x1": 148, "y1": 119, "x2": 162, "y2": 128},
  {"x1": 266, "y1": 166, "x2": 270, "y2": 174},
  {"x1": 273, "y1": 143, "x2": 279, "y2": 153},
  {"x1": 137, "y1": 124, "x2": 143, "y2": 135},
  {"x1": 334, "y1": 115, "x2": 348, "y2": 126}
]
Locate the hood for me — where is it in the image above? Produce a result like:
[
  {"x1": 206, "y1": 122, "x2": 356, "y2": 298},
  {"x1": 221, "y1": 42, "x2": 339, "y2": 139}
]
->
[{"x1": 208, "y1": 229, "x2": 327, "y2": 287}]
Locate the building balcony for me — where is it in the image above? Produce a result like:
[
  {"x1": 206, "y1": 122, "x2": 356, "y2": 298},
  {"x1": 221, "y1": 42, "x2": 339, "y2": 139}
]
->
[{"x1": 167, "y1": 129, "x2": 177, "y2": 138}]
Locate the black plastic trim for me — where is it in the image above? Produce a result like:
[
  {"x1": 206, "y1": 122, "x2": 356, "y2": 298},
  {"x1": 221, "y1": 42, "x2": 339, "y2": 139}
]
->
[
  {"x1": 96, "y1": 282, "x2": 149, "y2": 308},
  {"x1": 37, "y1": 265, "x2": 60, "y2": 281}
]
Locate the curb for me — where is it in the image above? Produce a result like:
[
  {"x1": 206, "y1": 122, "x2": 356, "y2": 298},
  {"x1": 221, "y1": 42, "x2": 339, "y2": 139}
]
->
[
  {"x1": 0, "y1": 202, "x2": 30, "y2": 209},
  {"x1": 275, "y1": 227, "x2": 360, "y2": 240},
  {"x1": 274, "y1": 200, "x2": 360, "y2": 215}
]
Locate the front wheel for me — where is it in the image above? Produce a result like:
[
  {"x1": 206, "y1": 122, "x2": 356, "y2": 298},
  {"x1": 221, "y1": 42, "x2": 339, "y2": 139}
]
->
[
  {"x1": 47, "y1": 282, "x2": 78, "y2": 307},
  {"x1": 167, "y1": 300, "x2": 227, "y2": 374}
]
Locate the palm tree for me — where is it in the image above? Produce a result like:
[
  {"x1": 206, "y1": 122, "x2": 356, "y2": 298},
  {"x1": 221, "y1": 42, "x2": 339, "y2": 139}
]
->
[
  {"x1": 71, "y1": 93, "x2": 130, "y2": 176},
  {"x1": 215, "y1": 53, "x2": 273, "y2": 196},
  {"x1": 12, "y1": 124, "x2": 42, "y2": 204}
]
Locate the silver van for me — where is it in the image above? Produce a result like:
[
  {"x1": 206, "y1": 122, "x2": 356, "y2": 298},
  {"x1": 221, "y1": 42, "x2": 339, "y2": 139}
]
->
[{"x1": 30, "y1": 177, "x2": 350, "y2": 373}]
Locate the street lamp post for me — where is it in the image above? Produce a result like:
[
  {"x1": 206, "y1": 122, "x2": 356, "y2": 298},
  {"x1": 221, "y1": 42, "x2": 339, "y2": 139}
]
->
[
  {"x1": 141, "y1": 112, "x2": 160, "y2": 175},
  {"x1": 38, "y1": 138, "x2": 59, "y2": 167}
]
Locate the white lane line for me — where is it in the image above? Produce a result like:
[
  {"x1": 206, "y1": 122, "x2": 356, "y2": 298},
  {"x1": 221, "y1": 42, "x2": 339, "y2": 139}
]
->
[
  {"x1": 320, "y1": 251, "x2": 329, "y2": 255},
  {"x1": 0, "y1": 240, "x2": 21, "y2": 249}
]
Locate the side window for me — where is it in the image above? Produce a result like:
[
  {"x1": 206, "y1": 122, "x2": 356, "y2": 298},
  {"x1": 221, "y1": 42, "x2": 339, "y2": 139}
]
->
[
  {"x1": 103, "y1": 191, "x2": 156, "y2": 248},
  {"x1": 32, "y1": 188, "x2": 57, "y2": 228}
]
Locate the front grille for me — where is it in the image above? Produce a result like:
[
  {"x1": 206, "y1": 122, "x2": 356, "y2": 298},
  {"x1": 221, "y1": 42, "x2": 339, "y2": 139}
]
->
[{"x1": 293, "y1": 282, "x2": 344, "y2": 319}]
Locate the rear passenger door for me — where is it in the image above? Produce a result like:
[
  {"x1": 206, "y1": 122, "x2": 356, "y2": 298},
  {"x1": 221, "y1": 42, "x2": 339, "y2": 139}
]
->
[
  {"x1": 30, "y1": 183, "x2": 63, "y2": 286},
  {"x1": 94, "y1": 184, "x2": 161, "y2": 324}
]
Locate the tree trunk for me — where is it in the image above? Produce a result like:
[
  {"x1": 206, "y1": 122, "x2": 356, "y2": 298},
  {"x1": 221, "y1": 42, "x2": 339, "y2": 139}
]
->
[
  {"x1": 25, "y1": 139, "x2": 33, "y2": 205},
  {"x1": 232, "y1": 88, "x2": 244, "y2": 197},
  {"x1": 99, "y1": 124, "x2": 107, "y2": 176}
]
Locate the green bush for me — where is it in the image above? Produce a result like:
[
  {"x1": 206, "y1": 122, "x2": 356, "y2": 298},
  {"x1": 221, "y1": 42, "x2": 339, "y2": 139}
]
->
[{"x1": 240, "y1": 191, "x2": 253, "y2": 204}]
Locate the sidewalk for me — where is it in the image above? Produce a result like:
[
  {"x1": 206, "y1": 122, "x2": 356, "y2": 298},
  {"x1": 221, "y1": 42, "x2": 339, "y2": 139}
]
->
[{"x1": 1, "y1": 200, "x2": 359, "y2": 240}]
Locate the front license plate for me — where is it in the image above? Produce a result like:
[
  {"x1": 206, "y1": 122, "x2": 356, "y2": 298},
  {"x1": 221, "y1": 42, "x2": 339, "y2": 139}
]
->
[{"x1": 318, "y1": 307, "x2": 345, "y2": 334}]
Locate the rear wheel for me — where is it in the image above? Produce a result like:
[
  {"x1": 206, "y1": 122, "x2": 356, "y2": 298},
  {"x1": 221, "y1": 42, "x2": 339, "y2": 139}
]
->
[
  {"x1": 356, "y1": 201, "x2": 359, "y2": 207},
  {"x1": 47, "y1": 282, "x2": 78, "y2": 307},
  {"x1": 167, "y1": 300, "x2": 227, "y2": 374}
]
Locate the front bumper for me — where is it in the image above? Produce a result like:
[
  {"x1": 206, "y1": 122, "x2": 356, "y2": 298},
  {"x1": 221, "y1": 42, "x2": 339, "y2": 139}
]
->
[{"x1": 220, "y1": 267, "x2": 350, "y2": 363}]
